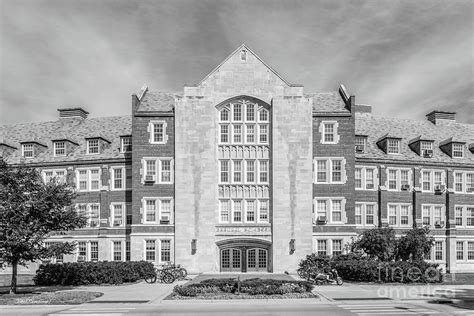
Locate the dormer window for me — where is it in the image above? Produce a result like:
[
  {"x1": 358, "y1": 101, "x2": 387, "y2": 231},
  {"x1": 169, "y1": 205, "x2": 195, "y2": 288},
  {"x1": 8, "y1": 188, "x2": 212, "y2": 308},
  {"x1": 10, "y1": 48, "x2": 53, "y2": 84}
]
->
[
  {"x1": 453, "y1": 143, "x2": 464, "y2": 158},
  {"x1": 87, "y1": 139, "x2": 100, "y2": 155},
  {"x1": 54, "y1": 141, "x2": 66, "y2": 156},
  {"x1": 22, "y1": 144, "x2": 34, "y2": 158},
  {"x1": 121, "y1": 137, "x2": 132, "y2": 153},
  {"x1": 387, "y1": 139, "x2": 400, "y2": 154},
  {"x1": 355, "y1": 136, "x2": 366, "y2": 153},
  {"x1": 421, "y1": 141, "x2": 433, "y2": 151}
]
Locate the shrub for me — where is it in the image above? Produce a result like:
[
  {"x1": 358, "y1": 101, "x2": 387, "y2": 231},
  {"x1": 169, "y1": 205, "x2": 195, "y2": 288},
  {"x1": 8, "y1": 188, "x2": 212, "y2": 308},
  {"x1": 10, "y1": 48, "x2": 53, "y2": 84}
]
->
[
  {"x1": 297, "y1": 254, "x2": 331, "y2": 280},
  {"x1": 33, "y1": 261, "x2": 155, "y2": 286},
  {"x1": 351, "y1": 227, "x2": 397, "y2": 261}
]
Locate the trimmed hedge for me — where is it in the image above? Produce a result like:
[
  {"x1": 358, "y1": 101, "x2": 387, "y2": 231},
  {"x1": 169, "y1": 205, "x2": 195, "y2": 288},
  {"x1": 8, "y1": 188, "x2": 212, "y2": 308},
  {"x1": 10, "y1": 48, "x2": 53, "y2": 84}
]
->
[
  {"x1": 298, "y1": 253, "x2": 443, "y2": 284},
  {"x1": 33, "y1": 261, "x2": 155, "y2": 286},
  {"x1": 173, "y1": 278, "x2": 313, "y2": 297}
]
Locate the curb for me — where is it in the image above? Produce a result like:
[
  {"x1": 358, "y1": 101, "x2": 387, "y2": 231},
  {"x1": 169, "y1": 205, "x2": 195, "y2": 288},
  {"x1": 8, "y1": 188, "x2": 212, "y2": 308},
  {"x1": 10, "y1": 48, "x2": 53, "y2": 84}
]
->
[{"x1": 159, "y1": 297, "x2": 324, "y2": 304}]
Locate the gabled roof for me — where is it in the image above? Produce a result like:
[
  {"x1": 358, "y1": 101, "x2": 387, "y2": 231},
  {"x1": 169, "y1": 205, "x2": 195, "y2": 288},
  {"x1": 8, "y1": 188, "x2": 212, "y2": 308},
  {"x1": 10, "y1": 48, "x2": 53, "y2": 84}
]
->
[
  {"x1": 196, "y1": 44, "x2": 296, "y2": 87},
  {"x1": 356, "y1": 115, "x2": 474, "y2": 164},
  {"x1": 307, "y1": 91, "x2": 349, "y2": 114},
  {"x1": 0, "y1": 116, "x2": 131, "y2": 164},
  {"x1": 136, "y1": 91, "x2": 179, "y2": 113}
]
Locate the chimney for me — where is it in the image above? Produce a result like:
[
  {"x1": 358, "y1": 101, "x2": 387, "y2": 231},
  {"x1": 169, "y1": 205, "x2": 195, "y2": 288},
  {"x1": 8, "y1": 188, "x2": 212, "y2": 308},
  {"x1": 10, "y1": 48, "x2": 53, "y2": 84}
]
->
[
  {"x1": 426, "y1": 110, "x2": 456, "y2": 124},
  {"x1": 57, "y1": 107, "x2": 89, "y2": 120}
]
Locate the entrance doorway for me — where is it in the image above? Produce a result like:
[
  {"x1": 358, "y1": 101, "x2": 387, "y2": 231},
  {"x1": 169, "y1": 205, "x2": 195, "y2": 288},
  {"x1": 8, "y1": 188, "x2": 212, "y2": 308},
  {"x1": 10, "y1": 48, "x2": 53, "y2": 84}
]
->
[{"x1": 217, "y1": 239, "x2": 271, "y2": 272}]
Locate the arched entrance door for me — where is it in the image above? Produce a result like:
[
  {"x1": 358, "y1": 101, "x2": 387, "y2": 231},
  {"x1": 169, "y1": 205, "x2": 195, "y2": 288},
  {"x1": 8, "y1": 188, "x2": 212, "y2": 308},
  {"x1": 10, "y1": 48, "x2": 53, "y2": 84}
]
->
[{"x1": 217, "y1": 239, "x2": 271, "y2": 272}]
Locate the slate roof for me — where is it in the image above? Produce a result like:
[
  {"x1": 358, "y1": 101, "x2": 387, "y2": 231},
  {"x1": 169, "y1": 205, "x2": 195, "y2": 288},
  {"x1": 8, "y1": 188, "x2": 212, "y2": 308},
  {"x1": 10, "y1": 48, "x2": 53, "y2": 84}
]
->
[
  {"x1": 136, "y1": 91, "x2": 179, "y2": 113},
  {"x1": 307, "y1": 92, "x2": 349, "y2": 114},
  {"x1": 0, "y1": 116, "x2": 131, "y2": 165},
  {"x1": 356, "y1": 114, "x2": 474, "y2": 165}
]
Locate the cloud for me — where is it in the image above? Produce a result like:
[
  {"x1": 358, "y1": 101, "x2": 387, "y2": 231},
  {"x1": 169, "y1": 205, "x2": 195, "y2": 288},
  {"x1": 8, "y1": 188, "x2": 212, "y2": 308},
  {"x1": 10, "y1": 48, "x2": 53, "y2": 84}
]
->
[{"x1": 1, "y1": 0, "x2": 472, "y2": 124}]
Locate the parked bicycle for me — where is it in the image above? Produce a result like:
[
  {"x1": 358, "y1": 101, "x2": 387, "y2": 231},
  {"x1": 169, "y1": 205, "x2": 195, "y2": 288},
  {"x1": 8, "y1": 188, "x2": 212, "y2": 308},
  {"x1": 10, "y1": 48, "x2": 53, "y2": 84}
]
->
[
  {"x1": 144, "y1": 267, "x2": 175, "y2": 284},
  {"x1": 162, "y1": 261, "x2": 188, "y2": 280}
]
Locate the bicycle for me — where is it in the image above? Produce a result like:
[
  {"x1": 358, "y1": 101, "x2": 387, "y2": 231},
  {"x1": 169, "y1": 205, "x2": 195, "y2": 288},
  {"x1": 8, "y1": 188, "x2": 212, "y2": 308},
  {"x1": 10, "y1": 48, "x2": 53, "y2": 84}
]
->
[
  {"x1": 144, "y1": 267, "x2": 175, "y2": 284},
  {"x1": 162, "y1": 262, "x2": 188, "y2": 280}
]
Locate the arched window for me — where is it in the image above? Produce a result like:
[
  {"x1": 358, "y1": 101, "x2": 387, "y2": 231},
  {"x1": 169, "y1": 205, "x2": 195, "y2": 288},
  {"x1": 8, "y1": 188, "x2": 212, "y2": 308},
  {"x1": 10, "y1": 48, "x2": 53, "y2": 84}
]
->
[
  {"x1": 259, "y1": 109, "x2": 268, "y2": 122},
  {"x1": 220, "y1": 109, "x2": 229, "y2": 121}
]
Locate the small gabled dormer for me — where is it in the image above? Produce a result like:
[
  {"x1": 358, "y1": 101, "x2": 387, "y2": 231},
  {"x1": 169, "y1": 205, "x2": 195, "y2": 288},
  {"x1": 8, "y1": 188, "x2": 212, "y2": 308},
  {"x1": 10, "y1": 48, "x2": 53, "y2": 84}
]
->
[
  {"x1": 0, "y1": 142, "x2": 17, "y2": 158},
  {"x1": 85, "y1": 137, "x2": 111, "y2": 155},
  {"x1": 469, "y1": 143, "x2": 474, "y2": 154},
  {"x1": 52, "y1": 139, "x2": 79, "y2": 157},
  {"x1": 20, "y1": 141, "x2": 47, "y2": 159},
  {"x1": 408, "y1": 136, "x2": 435, "y2": 158},
  {"x1": 439, "y1": 137, "x2": 466, "y2": 159},
  {"x1": 120, "y1": 135, "x2": 132, "y2": 153},
  {"x1": 376, "y1": 134, "x2": 402, "y2": 155}
]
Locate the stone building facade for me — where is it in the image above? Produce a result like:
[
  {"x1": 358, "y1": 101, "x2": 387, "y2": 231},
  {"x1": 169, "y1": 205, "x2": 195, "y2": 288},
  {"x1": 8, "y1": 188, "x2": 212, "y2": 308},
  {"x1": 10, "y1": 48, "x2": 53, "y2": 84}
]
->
[{"x1": 1, "y1": 45, "x2": 473, "y2": 274}]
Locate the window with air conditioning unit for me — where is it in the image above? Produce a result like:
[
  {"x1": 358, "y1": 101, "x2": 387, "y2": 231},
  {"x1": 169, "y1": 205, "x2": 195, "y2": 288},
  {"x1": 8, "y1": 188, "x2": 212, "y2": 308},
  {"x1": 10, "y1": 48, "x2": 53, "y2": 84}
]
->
[
  {"x1": 434, "y1": 184, "x2": 446, "y2": 193},
  {"x1": 401, "y1": 184, "x2": 411, "y2": 191},
  {"x1": 355, "y1": 145, "x2": 364, "y2": 153},
  {"x1": 422, "y1": 149, "x2": 433, "y2": 158},
  {"x1": 435, "y1": 220, "x2": 445, "y2": 228},
  {"x1": 316, "y1": 216, "x2": 327, "y2": 224}
]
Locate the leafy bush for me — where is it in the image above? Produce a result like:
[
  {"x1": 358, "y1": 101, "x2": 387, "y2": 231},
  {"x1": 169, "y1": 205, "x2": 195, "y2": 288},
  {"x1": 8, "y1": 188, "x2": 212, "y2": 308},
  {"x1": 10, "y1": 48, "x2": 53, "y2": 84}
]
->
[
  {"x1": 33, "y1": 261, "x2": 155, "y2": 286},
  {"x1": 296, "y1": 254, "x2": 331, "y2": 280},
  {"x1": 172, "y1": 278, "x2": 313, "y2": 297},
  {"x1": 396, "y1": 227, "x2": 434, "y2": 261},
  {"x1": 351, "y1": 227, "x2": 397, "y2": 261}
]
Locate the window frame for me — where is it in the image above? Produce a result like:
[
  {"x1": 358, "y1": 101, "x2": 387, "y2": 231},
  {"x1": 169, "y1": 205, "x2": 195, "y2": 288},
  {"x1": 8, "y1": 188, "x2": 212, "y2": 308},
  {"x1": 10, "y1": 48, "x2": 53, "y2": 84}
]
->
[
  {"x1": 75, "y1": 167, "x2": 101, "y2": 192},
  {"x1": 313, "y1": 197, "x2": 346, "y2": 224},
  {"x1": 421, "y1": 169, "x2": 445, "y2": 192},
  {"x1": 120, "y1": 136, "x2": 132, "y2": 153},
  {"x1": 76, "y1": 203, "x2": 100, "y2": 228},
  {"x1": 110, "y1": 202, "x2": 126, "y2": 227},
  {"x1": 86, "y1": 139, "x2": 100, "y2": 155},
  {"x1": 454, "y1": 205, "x2": 474, "y2": 228},
  {"x1": 142, "y1": 197, "x2": 174, "y2": 225},
  {"x1": 320, "y1": 121, "x2": 339, "y2": 144},
  {"x1": 42, "y1": 169, "x2": 67, "y2": 184},
  {"x1": 355, "y1": 136, "x2": 366, "y2": 152},
  {"x1": 386, "y1": 167, "x2": 412, "y2": 191},
  {"x1": 452, "y1": 143, "x2": 464, "y2": 158},
  {"x1": 111, "y1": 241, "x2": 124, "y2": 262},
  {"x1": 355, "y1": 166, "x2": 378, "y2": 190},
  {"x1": 354, "y1": 202, "x2": 378, "y2": 227},
  {"x1": 22, "y1": 143, "x2": 34, "y2": 158},
  {"x1": 421, "y1": 204, "x2": 445, "y2": 227},
  {"x1": 314, "y1": 158, "x2": 346, "y2": 184},
  {"x1": 110, "y1": 166, "x2": 126, "y2": 190},
  {"x1": 141, "y1": 158, "x2": 174, "y2": 184},
  {"x1": 148, "y1": 120, "x2": 168, "y2": 144},
  {"x1": 53, "y1": 141, "x2": 66, "y2": 157},
  {"x1": 453, "y1": 171, "x2": 474, "y2": 194},
  {"x1": 387, "y1": 138, "x2": 401, "y2": 154},
  {"x1": 386, "y1": 203, "x2": 413, "y2": 227}
]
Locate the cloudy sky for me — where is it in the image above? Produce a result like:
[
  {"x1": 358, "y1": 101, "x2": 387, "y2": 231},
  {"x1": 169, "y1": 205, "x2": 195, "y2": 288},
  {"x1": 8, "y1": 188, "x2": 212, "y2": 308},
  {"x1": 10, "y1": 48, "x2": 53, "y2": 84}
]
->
[{"x1": 1, "y1": 0, "x2": 472, "y2": 124}]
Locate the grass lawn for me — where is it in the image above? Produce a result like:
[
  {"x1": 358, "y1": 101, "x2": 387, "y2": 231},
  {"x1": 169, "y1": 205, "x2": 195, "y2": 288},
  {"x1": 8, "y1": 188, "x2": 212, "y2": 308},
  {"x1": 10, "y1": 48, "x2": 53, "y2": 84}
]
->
[
  {"x1": 167, "y1": 292, "x2": 317, "y2": 300},
  {"x1": 0, "y1": 285, "x2": 102, "y2": 305}
]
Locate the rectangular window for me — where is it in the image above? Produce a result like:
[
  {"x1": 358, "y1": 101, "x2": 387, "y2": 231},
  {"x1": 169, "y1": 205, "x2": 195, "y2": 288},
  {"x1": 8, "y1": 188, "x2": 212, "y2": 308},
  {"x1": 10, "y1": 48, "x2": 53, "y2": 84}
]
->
[
  {"x1": 90, "y1": 169, "x2": 100, "y2": 190},
  {"x1": 233, "y1": 125, "x2": 242, "y2": 143},
  {"x1": 87, "y1": 139, "x2": 99, "y2": 154},
  {"x1": 121, "y1": 137, "x2": 132, "y2": 152},
  {"x1": 434, "y1": 241, "x2": 443, "y2": 261},
  {"x1": 434, "y1": 171, "x2": 443, "y2": 187},
  {"x1": 259, "y1": 109, "x2": 268, "y2": 122},
  {"x1": 78, "y1": 241, "x2": 87, "y2": 261},
  {"x1": 400, "y1": 170, "x2": 409, "y2": 186},
  {"x1": 331, "y1": 160, "x2": 342, "y2": 182},
  {"x1": 145, "y1": 159, "x2": 156, "y2": 177},
  {"x1": 246, "y1": 200, "x2": 255, "y2": 222},
  {"x1": 246, "y1": 160, "x2": 255, "y2": 183},
  {"x1": 220, "y1": 200, "x2": 230, "y2": 223},
  {"x1": 22, "y1": 144, "x2": 34, "y2": 158},
  {"x1": 423, "y1": 206, "x2": 431, "y2": 226},
  {"x1": 434, "y1": 206, "x2": 442, "y2": 224},
  {"x1": 259, "y1": 200, "x2": 269, "y2": 222},
  {"x1": 220, "y1": 109, "x2": 229, "y2": 121},
  {"x1": 366, "y1": 204, "x2": 375, "y2": 225},
  {"x1": 400, "y1": 205, "x2": 410, "y2": 225},
  {"x1": 422, "y1": 171, "x2": 431, "y2": 191},
  {"x1": 54, "y1": 141, "x2": 66, "y2": 156},
  {"x1": 355, "y1": 204, "x2": 362, "y2": 225},
  {"x1": 111, "y1": 167, "x2": 124, "y2": 190},
  {"x1": 355, "y1": 136, "x2": 366, "y2": 152},
  {"x1": 233, "y1": 161, "x2": 242, "y2": 183},
  {"x1": 355, "y1": 168, "x2": 362, "y2": 189},
  {"x1": 316, "y1": 200, "x2": 327, "y2": 220},
  {"x1": 220, "y1": 125, "x2": 229, "y2": 143},
  {"x1": 259, "y1": 124, "x2": 268, "y2": 143},
  {"x1": 388, "y1": 169, "x2": 397, "y2": 190},
  {"x1": 160, "y1": 200, "x2": 171, "y2": 223},
  {"x1": 160, "y1": 240, "x2": 171, "y2": 262},
  {"x1": 387, "y1": 139, "x2": 400, "y2": 154},
  {"x1": 89, "y1": 204, "x2": 100, "y2": 228},
  {"x1": 220, "y1": 161, "x2": 229, "y2": 183},
  {"x1": 43, "y1": 169, "x2": 66, "y2": 184},
  {"x1": 152, "y1": 122, "x2": 164, "y2": 143},
  {"x1": 389, "y1": 205, "x2": 397, "y2": 225},
  {"x1": 454, "y1": 172, "x2": 463, "y2": 192},
  {"x1": 455, "y1": 207, "x2": 463, "y2": 226},
  {"x1": 160, "y1": 160, "x2": 171, "y2": 183},
  {"x1": 331, "y1": 200, "x2": 342, "y2": 222},
  {"x1": 145, "y1": 200, "x2": 157, "y2": 223},
  {"x1": 90, "y1": 241, "x2": 98, "y2": 262},
  {"x1": 467, "y1": 173, "x2": 474, "y2": 193},
  {"x1": 365, "y1": 168, "x2": 375, "y2": 189},
  {"x1": 468, "y1": 242, "x2": 474, "y2": 260},
  {"x1": 233, "y1": 200, "x2": 242, "y2": 223},
  {"x1": 317, "y1": 240, "x2": 327, "y2": 256},
  {"x1": 259, "y1": 161, "x2": 268, "y2": 183},
  {"x1": 456, "y1": 241, "x2": 464, "y2": 260},
  {"x1": 233, "y1": 104, "x2": 242, "y2": 121},
  {"x1": 332, "y1": 240, "x2": 342, "y2": 256},
  {"x1": 323, "y1": 122, "x2": 335, "y2": 143},
  {"x1": 145, "y1": 240, "x2": 156, "y2": 262},
  {"x1": 126, "y1": 241, "x2": 130, "y2": 261},
  {"x1": 246, "y1": 103, "x2": 255, "y2": 121},
  {"x1": 421, "y1": 141, "x2": 433, "y2": 151},
  {"x1": 452, "y1": 143, "x2": 464, "y2": 158},
  {"x1": 113, "y1": 241, "x2": 122, "y2": 261},
  {"x1": 246, "y1": 125, "x2": 255, "y2": 143},
  {"x1": 316, "y1": 160, "x2": 327, "y2": 183},
  {"x1": 467, "y1": 207, "x2": 474, "y2": 227},
  {"x1": 112, "y1": 204, "x2": 124, "y2": 227}
]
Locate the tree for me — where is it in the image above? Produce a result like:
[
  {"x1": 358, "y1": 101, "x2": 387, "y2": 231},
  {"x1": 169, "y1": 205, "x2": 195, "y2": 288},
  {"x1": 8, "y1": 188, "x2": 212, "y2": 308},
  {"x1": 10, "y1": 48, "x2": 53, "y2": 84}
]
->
[
  {"x1": 0, "y1": 160, "x2": 87, "y2": 294},
  {"x1": 396, "y1": 227, "x2": 434, "y2": 261},
  {"x1": 351, "y1": 227, "x2": 397, "y2": 261}
]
